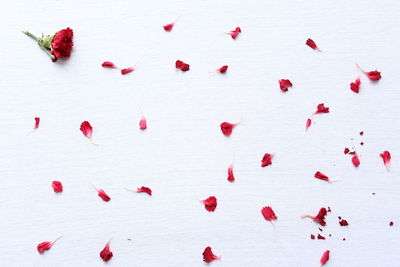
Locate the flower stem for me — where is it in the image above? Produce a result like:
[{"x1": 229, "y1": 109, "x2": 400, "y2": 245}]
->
[{"x1": 22, "y1": 31, "x2": 38, "y2": 41}]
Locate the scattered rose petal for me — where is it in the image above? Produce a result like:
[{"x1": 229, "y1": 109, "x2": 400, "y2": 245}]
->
[
  {"x1": 102, "y1": 61, "x2": 117, "y2": 68},
  {"x1": 229, "y1": 27, "x2": 241, "y2": 39},
  {"x1": 175, "y1": 60, "x2": 190, "y2": 71},
  {"x1": 306, "y1": 38, "x2": 321, "y2": 51},
  {"x1": 52, "y1": 181, "x2": 63, "y2": 193},
  {"x1": 301, "y1": 208, "x2": 327, "y2": 226},
  {"x1": 311, "y1": 234, "x2": 315, "y2": 239},
  {"x1": 261, "y1": 153, "x2": 273, "y2": 167},
  {"x1": 100, "y1": 241, "x2": 113, "y2": 262},
  {"x1": 37, "y1": 236, "x2": 62, "y2": 254},
  {"x1": 359, "y1": 131, "x2": 364, "y2": 136},
  {"x1": 314, "y1": 103, "x2": 330, "y2": 114},
  {"x1": 314, "y1": 171, "x2": 337, "y2": 183},
  {"x1": 220, "y1": 122, "x2": 237, "y2": 136},
  {"x1": 163, "y1": 23, "x2": 174, "y2": 31},
  {"x1": 320, "y1": 250, "x2": 330, "y2": 266},
  {"x1": 344, "y1": 148, "x2": 350, "y2": 154},
  {"x1": 216, "y1": 65, "x2": 228, "y2": 73},
  {"x1": 327, "y1": 207, "x2": 331, "y2": 212},
  {"x1": 352, "y1": 154, "x2": 360, "y2": 167},
  {"x1": 34, "y1": 117, "x2": 40, "y2": 129},
  {"x1": 305, "y1": 118, "x2": 312, "y2": 131},
  {"x1": 317, "y1": 234, "x2": 325, "y2": 240},
  {"x1": 279, "y1": 79, "x2": 293, "y2": 92},
  {"x1": 380, "y1": 151, "x2": 391, "y2": 171},
  {"x1": 80, "y1": 121, "x2": 98, "y2": 145},
  {"x1": 203, "y1": 246, "x2": 220, "y2": 263},
  {"x1": 91, "y1": 184, "x2": 110, "y2": 202},
  {"x1": 121, "y1": 67, "x2": 135, "y2": 75},
  {"x1": 339, "y1": 218, "x2": 349, "y2": 226},
  {"x1": 137, "y1": 186, "x2": 152, "y2": 195},
  {"x1": 227, "y1": 164, "x2": 235, "y2": 182},
  {"x1": 350, "y1": 77, "x2": 361, "y2": 93},
  {"x1": 261, "y1": 206, "x2": 278, "y2": 223},
  {"x1": 356, "y1": 64, "x2": 381, "y2": 81},
  {"x1": 202, "y1": 196, "x2": 217, "y2": 212},
  {"x1": 139, "y1": 116, "x2": 147, "y2": 130},
  {"x1": 389, "y1": 221, "x2": 394, "y2": 227}
]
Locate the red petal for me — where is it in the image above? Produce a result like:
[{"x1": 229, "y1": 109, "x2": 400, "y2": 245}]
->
[
  {"x1": 261, "y1": 153, "x2": 273, "y2": 167},
  {"x1": 121, "y1": 67, "x2": 134, "y2": 75},
  {"x1": 52, "y1": 181, "x2": 63, "y2": 193},
  {"x1": 278, "y1": 79, "x2": 293, "y2": 92},
  {"x1": 320, "y1": 250, "x2": 330, "y2": 266},
  {"x1": 220, "y1": 122, "x2": 236, "y2": 136},
  {"x1": 311, "y1": 234, "x2": 315, "y2": 239},
  {"x1": 261, "y1": 206, "x2": 278, "y2": 222},
  {"x1": 350, "y1": 77, "x2": 361, "y2": 93},
  {"x1": 389, "y1": 221, "x2": 394, "y2": 227},
  {"x1": 102, "y1": 61, "x2": 117, "y2": 68},
  {"x1": 97, "y1": 189, "x2": 111, "y2": 202},
  {"x1": 314, "y1": 171, "x2": 330, "y2": 182},
  {"x1": 352, "y1": 154, "x2": 360, "y2": 167},
  {"x1": 202, "y1": 196, "x2": 217, "y2": 212},
  {"x1": 80, "y1": 121, "x2": 93, "y2": 138},
  {"x1": 344, "y1": 148, "x2": 350, "y2": 154},
  {"x1": 139, "y1": 116, "x2": 147, "y2": 130},
  {"x1": 202, "y1": 246, "x2": 220, "y2": 263},
  {"x1": 314, "y1": 208, "x2": 328, "y2": 226},
  {"x1": 100, "y1": 241, "x2": 113, "y2": 262},
  {"x1": 380, "y1": 150, "x2": 391, "y2": 170},
  {"x1": 315, "y1": 103, "x2": 330, "y2": 114},
  {"x1": 366, "y1": 70, "x2": 381, "y2": 81},
  {"x1": 306, "y1": 38, "x2": 321, "y2": 51},
  {"x1": 217, "y1": 65, "x2": 228, "y2": 73},
  {"x1": 163, "y1": 23, "x2": 174, "y2": 31},
  {"x1": 137, "y1": 186, "x2": 152, "y2": 195},
  {"x1": 227, "y1": 164, "x2": 235, "y2": 182},
  {"x1": 305, "y1": 118, "x2": 312, "y2": 131},
  {"x1": 317, "y1": 234, "x2": 325, "y2": 240},
  {"x1": 175, "y1": 60, "x2": 190, "y2": 71},
  {"x1": 37, "y1": 241, "x2": 53, "y2": 254},
  {"x1": 34, "y1": 117, "x2": 40, "y2": 129},
  {"x1": 230, "y1": 27, "x2": 241, "y2": 39},
  {"x1": 339, "y1": 219, "x2": 349, "y2": 226}
]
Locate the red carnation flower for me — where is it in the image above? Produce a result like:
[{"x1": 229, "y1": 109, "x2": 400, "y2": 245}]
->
[{"x1": 23, "y1": 28, "x2": 73, "y2": 61}]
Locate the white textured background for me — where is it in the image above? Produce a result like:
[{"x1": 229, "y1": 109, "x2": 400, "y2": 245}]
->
[{"x1": 0, "y1": 0, "x2": 399, "y2": 266}]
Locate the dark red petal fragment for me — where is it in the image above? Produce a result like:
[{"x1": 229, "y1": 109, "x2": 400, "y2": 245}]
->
[
  {"x1": 163, "y1": 23, "x2": 174, "y2": 31},
  {"x1": 220, "y1": 122, "x2": 236, "y2": 136},
  {"x1": 175, "y1": 60, "x2": 190, "y2": 71},
  {"x1": 217, "y1": 65, "x2": 228, "y2": 73},
  {"x1": 100, "y1": 241, "x2": 113, "y2": 262},
  {"x1": 305, "y1": 118, "x2": 312, "y2": 131},
  {"x1": 380, "y1": 151, "x2": 391, "y2": 171},
  {"x1": 350, "y1": 78, "x2": 361, "y2": 93},
  {"x1": 52, "y1": 181, "x2": 63, "y2": 193},
  {"x1": 121, "y1": 67, "x2": 134, "y2": 75},
  {"x1": 315, "y1": 103, "x2": 330, "y2": 114},
  {"x1": 261, "y1": 206, "x2": 278, "y2": 222},
  {"x1": 229, "y1": 27, "x2": 241, "y2": 39},
  {"x1": 352, "y1": 154, "x2": 360, "y2": 167},
  {"x1": 202, "y1": 196, "x2": 217, "y2": 212},
  {"x1": 317, "y1": 234, "x2": 325, "y2": 240},
  {"x1": 278, "y1": 79, "x2": 293, "y2": 92},
  {"x1": 356, "y1": 64, "x2": 381, "y2": 81},
  {"x1": 137, "y1": 186, "x2": 152, "y2": 195},
  {"x1": 34, "y1": 117, "x2": 40, "y2": 129},
  {"x1": 227, "y1": 164, "x2": 234, "y2": 182},
  {"x1": 202, "y1": 246, "x2": 220, "y2": 263},
  {"x1": 320, "y1": 250, "x2": 330, "y2": 266},
  {"x1": 306, "y1": 38, "x2": 321, "y2": 51},
  {"x1": 102, "y1": 61, "x2": 117, "y2": 68},
  {"x1": 261, "y1": 153, "x2": 273, "y2": 167}
]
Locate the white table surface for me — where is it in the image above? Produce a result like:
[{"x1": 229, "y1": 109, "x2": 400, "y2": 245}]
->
[{"x1": 0, "y1": 0, "x2": 399, "y2": 266}]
